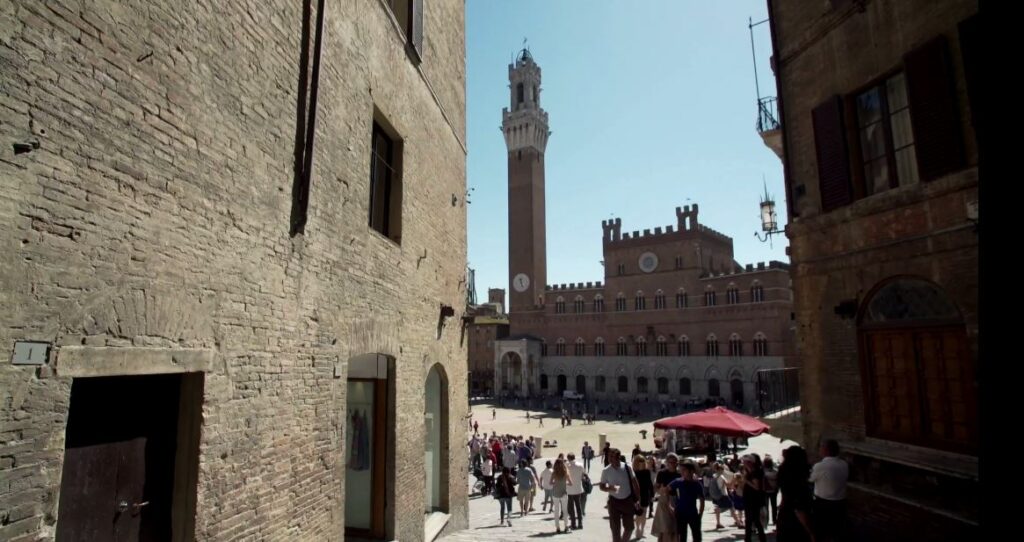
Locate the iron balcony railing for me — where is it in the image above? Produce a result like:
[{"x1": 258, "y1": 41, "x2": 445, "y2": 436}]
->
[
  {"x1": 755, "y1": 367, "x2": 799, "y2": 417},
  {"x1": 756, "y1": 96, "x2": 781, "y2": 134}
]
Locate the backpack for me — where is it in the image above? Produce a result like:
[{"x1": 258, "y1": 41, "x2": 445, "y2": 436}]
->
[{"x1": 582, "y1": 472, "x2": 593, "y2": 495}]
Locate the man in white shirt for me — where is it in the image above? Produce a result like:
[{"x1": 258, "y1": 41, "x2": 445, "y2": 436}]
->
[
  {"x1": 566, "y1": 453, "x2": 586, "y2": 530},
  {"x1": 809, "y1": 439, "x2": 849, "y2": 542},
  {"x1": 539, "y1": 461, "x2": 554, "y2": 512},
  {"x1": 599, "y1": 448, "x2": 636, "y2": 542}
]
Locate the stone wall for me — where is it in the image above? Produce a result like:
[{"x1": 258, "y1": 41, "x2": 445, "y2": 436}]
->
[{"x1": 0, "y1": 0, "x2": 467, "y2": 540}]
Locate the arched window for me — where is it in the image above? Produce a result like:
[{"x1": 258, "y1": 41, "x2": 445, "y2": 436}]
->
[
  {"x1": 729, "y1": 333, "x2": 743, "y2": 356},
  {"x1": 635, "y1": 290, "x2": 646, "y2": 311},
  {"x1": 596, "y1": 375, "x2": 607, "y2": 392},
  {"x1": 705, "y1": 287, "x2": 717, "y2": 306},
  {"x1": 594, "y1": 337, "x2": 606, "y2": 357},
  {"x1": 657, "y1": 377, "x2": 669, "y2": 394},
  {"x1": 574, "y1": 295, "x2": 585, "y2": 313},
  {"x1": 616, "y1": 293, "x2": 627, "y2": 312},
  {"x1": 576, "y1": 374, "x2": 586, "y2": 394},
  {"x1": 679, "y1": 377, "x2": 692, "y2": 395},
  {"x1": 618, "y1": 375, "x2": 629, "y2": 393},
  {"x1": 753, "y1": 333, "x2": 768, "y2": 356},
  {"x1": 555, "y1": 296, "x2": 566, "y2": 314},
  {"x1": 674, "y1": 255, "x2": 684, "y2": 269},
  {"x1": 654, "y1": 289, "x2": 666, "y2": 309},
  {"x1": 859, "y1": 277, "x2": 976, "y2": 452},
  {"x1": 708, "y1": 378, "x2": 721, "y2": 397},
  {"x1": 676, "y1": 289, "x2": 688, "y2": 309},
  {"x1": 594, "y1": 294, "x2": 605, "y2": 313},
  {"x1": 616, "y1": 337, "x2": 628, "y2": 356},
  {"x1": 726, "y1": 284, "x2": 740, "y2": 304},
  {"x1": 555, "y1": 338, "x2": 566, "y2": 356},
  {"x1": 635, "y1": 336, "x2": 648, "y2": 357},
  {"x1": 617, "y1": 263, "x2": 626, "y2": 275},
  {"x1": 516, "y1": 82, "x2": 524, "y2": 105},
  {"x1": 540, "y1": 340, "x2": 548, "y2": 356},
  {"x1": 706, "y1": 333, "x2": 719, "y2": 357},
  {"x1": 540, "y1": 374, "x2": 549, "y2": 389},
  {"x1": 574, "y1": 337, "x2": 586, "y2": 356},
  {"x1": 751, "y1": 281, "x2": 765, "y2": 303},
  {"x1": 636, "y1": 376, "x2": 649, "y2": 393},
  {"x1": 655, "y1": 336, "x2": 669, "y2": 356},
  {"x1": 678, "y1": 335, "x2": 690, "y2": 356}
]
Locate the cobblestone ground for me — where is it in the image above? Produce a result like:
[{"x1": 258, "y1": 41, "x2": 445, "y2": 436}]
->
[{"x1": 440, "y1": 402, "x2": 793, "y2": 542}]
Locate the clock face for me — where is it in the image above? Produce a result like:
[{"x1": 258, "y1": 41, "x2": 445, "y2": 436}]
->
[
  {"x1": 638, "y1": 252, "x2": 659, "y2": 273},
  {"x1": 513, "y1": 273, "x2": 531, "y2": 292}
]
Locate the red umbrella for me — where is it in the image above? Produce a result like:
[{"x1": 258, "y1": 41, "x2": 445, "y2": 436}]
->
[{"x1": 653, "y1": 406, "x2": 770, "y2": 437}]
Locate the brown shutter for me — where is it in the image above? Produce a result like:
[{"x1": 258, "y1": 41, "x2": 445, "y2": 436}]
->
[
  {"x1": 958, "y1": 14, "x2": 979, "y2": 131},
  {"x1": 904, "y1": 36, "x2": 965, "y2": 182},
  {"x1": 410, "y1": 0, "x2": 424, "y2": 63},
  {"x1": 812, "y1": 95, "x2": 853, "y2": 212}
]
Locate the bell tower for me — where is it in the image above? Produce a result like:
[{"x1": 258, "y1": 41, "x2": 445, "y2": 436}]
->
[{"x1": 503, "y1": 47, "x2": 549, "y2": 312}]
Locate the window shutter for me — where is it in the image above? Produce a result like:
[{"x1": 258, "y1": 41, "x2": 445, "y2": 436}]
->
[
  {"x1": 904, "y1": 36, "x2": 965, "y2": 182},
  {"x1": 812, "y1": 95, "x2": 852, "y2": 212},
  {"x1": 958, "y1": 14, "x2": 979, "y2": 131},
  {"x1": 410, "y1": 0, "x2": 424, "y2": 63}
]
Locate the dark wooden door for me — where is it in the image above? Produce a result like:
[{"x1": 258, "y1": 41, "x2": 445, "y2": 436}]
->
[{"x1": 57, "y1": 374, "x2": 181, "y2": 542}]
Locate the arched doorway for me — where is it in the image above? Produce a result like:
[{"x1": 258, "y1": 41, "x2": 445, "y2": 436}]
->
[
  {"x1": 425, "y1": 364, "x2": 449, "y2": 513},
  {"x1": 730, "y1": 378, "x2": 744, "y2": 408},
  {"x1": 859, "y1": 277, "x2": 976, "y2": 453},
  {"x1": 576, "y1": 374, "x2": 586, "y2": 394},
  {"x1": 708, "y1": 378, "x2": 720, "y2": 397},
  {"x1": 499, "y1": 352, "x2": 524, "y2": 396},
  {"x1": 557, "y1": 374, "x2": 567, "y2": 394}
]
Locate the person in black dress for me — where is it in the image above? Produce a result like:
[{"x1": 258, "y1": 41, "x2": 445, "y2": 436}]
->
[{"x1": 776, "y1": 446, "x2": 815, "y2": 542}]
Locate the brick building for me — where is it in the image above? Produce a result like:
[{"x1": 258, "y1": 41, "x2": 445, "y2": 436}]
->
[
  {"x1": 466, "y1": 288, "x2": 509, "y2": 396},
  {"x1": 767, "y1": 0, "x2": 979, "y2": 538},
  {"x1": 1, "y1": 1, "x2": 468, "y2": 540},
  {"x1": 492, "y1": 50, "x2": 795, "y2": 413}
]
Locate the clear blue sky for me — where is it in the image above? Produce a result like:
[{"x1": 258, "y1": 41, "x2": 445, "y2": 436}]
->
[{"x1": 466, "y1": 0, "x2": 787, "y2": 303}]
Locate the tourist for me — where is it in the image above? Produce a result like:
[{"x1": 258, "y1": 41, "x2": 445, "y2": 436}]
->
[
  {"x1": 668, "y1": 461, "x2": 705, "y2": 542},
  {"x1": 566, "y1": 453, "x2": 586, "y2": 530},
  {"x1": 551, "y1": 458, "x2": 574, "y2": 533},
  {"x1": 526, "y1": 459, "x2": 540, "y2": 512},
  {"x1": 503, "y1": 444, "x2": 518, "y2": 474},
  {"x1": 777, "y1": 445, "x2": 814, "y2": 542},
  {"x1": 516, "y1": 459, "x2": 539, "y2": 517},
  {"x1": 582, "y1": 441, "x2": 595, "y2": 471},
  {"x1": 540, "y1": 460, "x2": 554, "y2": 512},
  {"x1": 474, "y1": 420, "x2": 479, "y2": 434},
  {"x1": 495, "y1": 466, "x2": 516, "y2": 527},
  {"x1": 652, "y1": 453, "x2": 681, "y2": 542},
  {"x1": 481, "y1": 452, "x2": 494, "y2": 495},
  {"x1": 493, "y1": 408, "x2": 496, "y2": 420},
  {"x1": 809, "y1": 439, "x2": 848, "y2": 542},
  {"x1": 600, "y1": 448, "x2": 638, "y2": 542},
  {"x1": 763, "y1": 455, "x2": 779, "y2": 526},
  {"x1": 602, "y1": 441, "x2": 612, "y2": 467},
  {"x1": 646, "y1": 456, "x2": 658, "y2": 519},
  {"x1": 711, "y1": 463, "x2": 742, "y2": 529},
  {"x1": 632, "y1": 454, "x2": 655, "y2": 538},
  {"x1": 731, "y1": 464, "x2": 746, "y2": 528},
  {"x1": 742, "y1": 454, "x2": 767, "y2": 542}
]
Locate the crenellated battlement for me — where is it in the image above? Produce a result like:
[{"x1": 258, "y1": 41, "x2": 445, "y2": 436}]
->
[
  {"x1": 544, "y1": 281, "x2": 604, "y2": 293},
  {"x1": 698, "y1": 260, "x2": 791, "y2": 280},
  {"x1": 602, "y1": 203, "x2": 733, "y2": 246}
]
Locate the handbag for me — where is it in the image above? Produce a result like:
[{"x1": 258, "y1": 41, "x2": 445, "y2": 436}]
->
[{"x1": 582, "y1": 473, "x2": 593, "y2": 495}]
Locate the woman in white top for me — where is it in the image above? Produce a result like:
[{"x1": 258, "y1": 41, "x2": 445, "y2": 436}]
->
[{"x1": 550, "y1": 459, "x2": 575, "y2": 533}]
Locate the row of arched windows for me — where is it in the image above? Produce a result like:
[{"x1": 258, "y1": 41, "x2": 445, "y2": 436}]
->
[
  {"x1": 552, "y1": 283, "x2": 768, "y2": 314},
  {"x1": 540, "y1": 375, "x2": 717, "y2": 397},
  {"x1": 543, "y1": 333, "x2": 770, "y2": 357}
]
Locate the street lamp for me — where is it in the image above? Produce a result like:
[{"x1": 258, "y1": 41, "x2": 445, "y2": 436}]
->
[{"x1": 754, "y1": 180, "x2": 781, "y2": 246}]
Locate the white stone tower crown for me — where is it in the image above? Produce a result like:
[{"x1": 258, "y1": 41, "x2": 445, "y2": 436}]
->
[{"x1": 502, "y1": 48, "x2": 550, "y2": 153}]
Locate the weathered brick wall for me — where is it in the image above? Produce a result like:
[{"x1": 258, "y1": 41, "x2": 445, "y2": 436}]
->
[{"x1": 0, "y1": 0, "x2": 468, "y2": 540}]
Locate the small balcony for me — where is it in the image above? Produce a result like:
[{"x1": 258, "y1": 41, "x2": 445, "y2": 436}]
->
[{"x1": 756, "y1": 96, "x2": 784, "y2": 160}]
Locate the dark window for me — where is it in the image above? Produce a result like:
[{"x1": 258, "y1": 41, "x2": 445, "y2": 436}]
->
[
  {"x1": 637, "y1": 377, "x2": 648, "y2": 394},
  {"x1": 729, "y1": 338, "x2": 743, "y2": 356},
  {"x1": 706, "y1": 339, "x2": 719, "y2": 357},
  {"x1": 616, "y1": 341, "x2": 628, "y2": 356},
  {"x1": 540, "y1": 374, "x2": 548, "y2": 389},
  {"x1": 370, "y1": 122, "x2": 402, "y2": 242},
  {"x1": 385, "y1": 0, "x2": 423, "y2": 62},
  {"x1": 679, "y1": 378, "x2": 692, "y2": 395},
  {"x1": 727, "y1": 288, "x2": 740, "y2": 304},
  {"x1": 675, "y1": 256, "x2": 683, "y2": 269},
  {"x1": 617, "y1": 264, "x2": 626, "y2": 275},
  {"x1": 855, "y1": 72, "x2": 919, "y2": 195},
  {"x1": 635, "y1": 295, "x2": 646, "y2": 311},
  {"x1": 616, "y1": 296, "x2": 627, "y2": 312},
  {"x1": 596, "y1": 376, "x2": 606, "y2": 392},
  {"x1": 574, "y1": 299, "x2": 585, "y2": 313},
  {"x1": 618, "y1": 376, "x2": 628, "y2": 393},
  {"x1": 753, "y1": 337, "x2": 769, "y2": 356},
  {"x1": 555, "y1": 342, "x2": 566, "y2": 356},
  {"x1": 555, "y1": 300, "x2": 566, "y2": 314},
  {"x1": 676, "y1": 292, "x2": 688, "y2": 308},
  {"x1": 657, "y1": 377, "x2": 669, "y2": 395},
  {"x1": 594, "y1": 297, "x2": 605, "y2": 312},
  {"x1": 708, "y1": 378, "x2": 720, "y2": 397},
  {"x1": 635, "y1": 341, "x2": 647, "y2": 357},
  {"x1": 656, "y1": 340, "x2": 668, "y2": 356},
  {"x1": 594, "y1": 341, "x2": 605, "y2": 356},
  {"x1": 517, "y1": 83, "x2": 524, "y2": 106},
  {"x1": 751, "y1": 285, "x2": 765, "y2": 302},
  {"x1": 540, "y1": 342, "x2": 548, "y2": 356},
  {"x1": 812, "y1": 95, "x2": 853, "y2": 212},
  {"x1": 654, "y1": 293, "x2": 666, "y2": 309},
  {"x1": 705, "y1": 291, "x2": 717, "y2": 306},
  {"x1": 574, "y1": 341, "x2": 585, "y2": 356},
  {"x1": 678, "y1": 340, "x2": 690, "y2": 357}
]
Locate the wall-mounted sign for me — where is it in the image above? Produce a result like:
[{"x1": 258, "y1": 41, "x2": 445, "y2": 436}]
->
[{"x1": 12, "y1": 341, "x2": 50, "y2": 365}]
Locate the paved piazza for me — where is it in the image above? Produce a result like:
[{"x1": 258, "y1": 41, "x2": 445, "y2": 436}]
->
[{"x1": 439, "y1": 402, "x2": 797, "y2": 542}]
